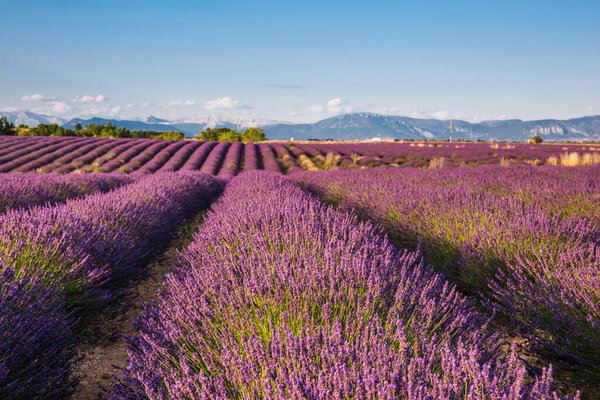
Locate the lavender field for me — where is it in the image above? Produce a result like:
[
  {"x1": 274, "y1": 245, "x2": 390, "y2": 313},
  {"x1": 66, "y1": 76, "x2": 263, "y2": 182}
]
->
[
  {"x1": 2, "y1": 135, "x2": 599, "y2": 399},
  {"x1": 1, "y1": 136, "x2": 600, "y2": 176}
]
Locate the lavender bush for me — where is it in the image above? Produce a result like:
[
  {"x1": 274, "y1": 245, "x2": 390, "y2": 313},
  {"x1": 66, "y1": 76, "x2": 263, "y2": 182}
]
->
[
  {"x1": 200, "y1": 142, "x2": 230, "y2": 175},
  {"x1": 217, "y1": 142, "x2": 242, "y2": 179},
  {"x1": 294, "y1": 165, "x2": 600, "y2": 382},
  {"x1": 38, "y1": 140, "x2": 111, "y2": 173},
  {"x1": 99, "y1": 141, "x2": 155, "y2": 173},
  {"x1": 0, "y1": 137, "x2": 38, "y2": 157},
  {"x1": 134, "y1": 141, "x2": 188, "y2": 174},
  {"x1": 118, "y1": 141, "x2": 172, "y2": 173},
  {"x1": 112, "y1": 171, "x2": 572, "y2": 399},
  {"x1": 0, "y1": 172, "x2": 133, "y2": 213},
  {"x1": 0, "y1": 267, "x2": 77, "y2": 399},
  {"x1": 0, "y1": 137, "x2": 81, "y2": 172},
  {"x1": 54, "y1": 139, "x2": 123, "y2": 173},
  {"x1": 242, "y1": 141, "x2": 260, "y2": 171},
  {"x1": 0, "y1": 172, "x2": 224, "y2": 313},
  {"x1": 0, "y1": 172, "x2": 224, "y2": 399},
  {"x1": 79, "y1": 139, "x2": 145, "y2": 172},
  {"x1": 0, "y1": 137, "x2": 60, "y2": 164},
  {"x1": 13, "y1": 138, "x2": 98, "y2": 173},
  {"x1": 258, "y1": 144, "x2": 281, "y2": 173},
  {"x1": 156, "y1": 141, "x2": 203, "y2": 172},
  {"x1": 179, "y1": 142, "x2": 217, "y2": 171}
]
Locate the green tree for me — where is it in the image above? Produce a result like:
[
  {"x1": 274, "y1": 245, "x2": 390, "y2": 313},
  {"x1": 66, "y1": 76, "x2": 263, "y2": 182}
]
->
[
  {"x1": 85, "y1": 123, "x2": 103, "y2": 137},
  {"x1": 241, "y1": 127, "x2": 266, "y2": 142},
  {"x1": 154, "y1": 131, "x2": 185, "y2": 140},
  {"x1": 218, "y1": 129, "x2": 242, "y2": 142},
  {"x1": 531, "y1": 135, "x2": 543, "y2": 144},
  {"x1": 198, "y1": 128, "x2": 220, "y2": 141},
  {"x1": 0, "y1": 117, "x2": 15, "y2": 135}
]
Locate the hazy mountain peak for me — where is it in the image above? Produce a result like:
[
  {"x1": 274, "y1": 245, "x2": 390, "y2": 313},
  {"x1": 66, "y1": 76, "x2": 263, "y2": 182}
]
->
[
  {"x1": 145, "y1": 115, "x2": 172, "y2": 124},
  {"x1": 1, "y1": 111, "x2": 599, "y2": 142}
]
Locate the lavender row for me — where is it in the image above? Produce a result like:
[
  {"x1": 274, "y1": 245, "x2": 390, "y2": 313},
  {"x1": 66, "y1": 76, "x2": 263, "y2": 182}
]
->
[
  {"x1": 2, "y1": 136, "x2": 600, "y2": 177},
  {"x1": 200, "y1": 141, "x2": 230, "y2": 175},
  {"x1": 134, "y1": 140, "x2": 188, "y2": 174},
  {"x1": 54, "y1": 139, "x2": 123, "y2": 173},
  {"x1": 0, "y1": 136, "x2": 39, "y2": 157},
  {"x1": 0, "y1": 137, "x2": 61, "y2": 164},
  {"x1": 242, "y1": 141, "x2": 260, "y2": 171},
  {"x1": 12, "y1": 138, "x2": 98, "y2": 173},
  {"x1": 258, "y1": 143, "x2": 281, "y2": 173},
  {"x1": 0, "y1": 172, "x2": 224, "y2": 398},
  {"x1": 179, "y1": 141, "x2": 217, "y2": 171},
  {"x1": 216, "y1": 141, "x2": 242, "y2": 179},
  {"x1": 111, "y1": 171, "x2": 571, "y2": 399},
  {"x1": 271, "y1": 143, "x2": 303, "y2": 173},
  {"x1": 295, "y1": 165, "x2": 600, "y2": 388},
  {"x1": 79, "y1": 139, "x2": 143, "y2": 172},
  {"x1": 0, "y1": 137, "x2": 82, "y2": 172},
  {"x1": 156, "y1": 141, "x2": 203, "y2": 172},
  {"x1": 0, "y1": 268, "x2": 77, "y2": 399},
  {"x1": 118, "y1": 141, "x2": 172, "y2": 174},
  {"x1": 98, "y1": 140, "x2": 155, "y2": 172},
  {"x1": 38, "y1": 140, "x2": 112, "y2": 173},
  {"x1": 0, "y1": 173, "x2": 134, "y2": 213}
]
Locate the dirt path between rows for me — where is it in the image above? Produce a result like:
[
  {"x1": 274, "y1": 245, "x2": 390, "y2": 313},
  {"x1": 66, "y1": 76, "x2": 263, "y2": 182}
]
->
[{"x1": 71, "y1": 214, "x2": 204, "y2": 399}]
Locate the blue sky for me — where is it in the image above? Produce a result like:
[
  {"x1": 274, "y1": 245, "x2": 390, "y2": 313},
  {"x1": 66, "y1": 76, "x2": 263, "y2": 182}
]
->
[{"x1": 1, "y1": 0, "x2": 599, "y2": 123}]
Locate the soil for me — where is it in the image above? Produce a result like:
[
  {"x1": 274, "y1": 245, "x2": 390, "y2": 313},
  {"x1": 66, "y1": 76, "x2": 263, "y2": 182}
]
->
[{"x1": 71, "y1": 214, "x2": 204, "y2": 399}]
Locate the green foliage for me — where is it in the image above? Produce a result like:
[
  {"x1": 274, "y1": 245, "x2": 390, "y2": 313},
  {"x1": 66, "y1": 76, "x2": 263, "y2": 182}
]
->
[
  {"x1": 153, "y1": 131, "x2": 185, "y2": 140},
  {"x1": 197, "y1": 126, "x2": 267, "y2": 142},
  {"x1": 197, "y1": 127, "x2": 242, "y2": 142},
  {"x1": 22, "y1": 122, "x2": 185, "y2": 140},
  {"x1": 241, "y1": 127, "x2": 266, "y2": 142},
  {"x1": 217, "y1": 129, "x2": 242, "y2": 142},
  {"x1": 0, "y1": 116, "x2": 16, "y2": 135},
  {"x1": 531, "y1": 135, "x2": 543, "y2": 144},
  {"x1": 198, "y1": 127, "x2": 220, "y2": 141}
]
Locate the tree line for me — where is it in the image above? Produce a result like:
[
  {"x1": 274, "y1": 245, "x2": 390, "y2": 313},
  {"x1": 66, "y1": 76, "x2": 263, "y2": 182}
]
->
[
  {"x1": 195, "y1": 127, "x2": 266, "y2": 142},
  {"x1": 0, "y1": 117, "x2": 268, "y2": 142},
  {"x1": 0, "y1": 117, "x2": 15, "y2": 136}
]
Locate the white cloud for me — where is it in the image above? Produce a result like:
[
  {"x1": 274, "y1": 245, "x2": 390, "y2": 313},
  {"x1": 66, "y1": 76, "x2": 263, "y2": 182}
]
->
[
  {"x1": 167, "y1": 99, "x2": 197, "y2": 107},
  {"x1": 126, "y1": 103, "x2": 136, "y2": 109},
  {"x1": 21, "y1": 94, "x2": 56, "y2": 102},
  {"x1": 73, "y1": 94, "x2": 106, "y2": 103},
  {"x1": 32, "y1": 101, "x2": 71, "y2": 115},
  {"x1": 431, "y1": 110, "x2": 449, "y2": 120},
  {"x1": 52, "y1": 102, "x2": 71, "y2": 114},
  {"x1": 142, "y1": 102, "x2": 151, "y2": 108},
  {"x1": 327, "y1": 98, "x2": 352, "y2": 113},
  {"x1": 308, "y1": 105, "x2": 324, "y2": 113},
  {"x1": 205, "y1": 97, "x2": 239, "y2": 110},
  {"x1": 2, "y1": 107, "x2": 18, "y2": 112}
]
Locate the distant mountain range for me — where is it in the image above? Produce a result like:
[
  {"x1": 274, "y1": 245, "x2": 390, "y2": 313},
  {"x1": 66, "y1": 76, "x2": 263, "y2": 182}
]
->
[
  {"x1": 265, "y1": 113, "x2": 600, "y2": 142},
  {"x1": 3, "y1": 110, "x2": 600, "y2": 142}
]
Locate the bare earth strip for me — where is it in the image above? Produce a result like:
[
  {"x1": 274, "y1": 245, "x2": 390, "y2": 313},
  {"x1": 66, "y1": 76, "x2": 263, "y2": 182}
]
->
[{"x1": 71, "y1": 213, "x2": 206, "y2": 399}]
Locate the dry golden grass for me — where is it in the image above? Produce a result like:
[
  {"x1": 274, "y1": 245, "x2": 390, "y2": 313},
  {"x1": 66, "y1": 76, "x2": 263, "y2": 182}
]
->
[
  {"x1": 350, "y1": 153, "x2": 363, "y2": 163},
  {"x1": 324, "y1": 152, "x2": 341, "y2": 168},
  {"x1": 546, "y1": 152, "x2": 600, "y2": 166},
  {"x1": 297, "y1": 154, "x2": 318, "y2": 170},
  {"x1": 428, "y1": 156, "x2": 446, "y2": 169}
]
